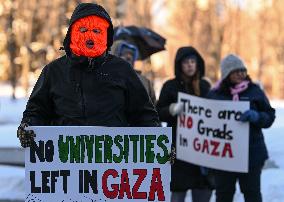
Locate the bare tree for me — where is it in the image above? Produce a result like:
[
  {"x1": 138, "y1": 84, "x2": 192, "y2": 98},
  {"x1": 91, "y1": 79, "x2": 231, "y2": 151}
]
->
[{"x1": 6, "y1": 1, "x2": 17, "y2": 99}]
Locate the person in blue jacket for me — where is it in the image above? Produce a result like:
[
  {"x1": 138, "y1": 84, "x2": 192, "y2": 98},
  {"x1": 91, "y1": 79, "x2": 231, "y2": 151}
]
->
[{"x1": 207, "y1": 54, "x2": 275, "y2": 202}]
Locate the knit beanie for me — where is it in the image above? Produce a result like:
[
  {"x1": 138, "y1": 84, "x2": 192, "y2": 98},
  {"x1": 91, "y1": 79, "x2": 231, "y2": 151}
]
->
[{"x1": 221, "y1": 54, "x2": 247, "y2": 80}]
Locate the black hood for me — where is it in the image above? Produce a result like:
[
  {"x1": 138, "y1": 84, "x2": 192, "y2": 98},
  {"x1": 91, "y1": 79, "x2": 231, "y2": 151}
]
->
[
  {"x1": 63, "y1": 3, "x2": 114, "y2": 57},
  {"x1": 174, "y1": 46, "x2": 205, "y2": 80}
]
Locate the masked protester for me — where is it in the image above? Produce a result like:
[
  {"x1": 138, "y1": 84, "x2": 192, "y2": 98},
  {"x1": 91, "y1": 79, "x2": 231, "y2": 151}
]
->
[
  {"x1": 157, "y1": 47, "x2": 213, "y2": 202},
  {"x1": 17, "y1": 3, "x2": 160, "y2": 148},
  {"x1": 207, "y1": 54, "x2": 275, "y2": 202},
  {"x1": 111, "y1": 40, "x2": 157, "y2": 105}
]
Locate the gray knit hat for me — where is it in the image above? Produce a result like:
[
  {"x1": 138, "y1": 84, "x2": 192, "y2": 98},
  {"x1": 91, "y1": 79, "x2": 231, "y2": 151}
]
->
[{"x1": 221, "y1": 54, "x2": 247, "y2": 80}]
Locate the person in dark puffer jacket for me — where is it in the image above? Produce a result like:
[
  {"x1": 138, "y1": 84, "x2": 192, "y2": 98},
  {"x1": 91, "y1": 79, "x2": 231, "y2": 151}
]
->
[
  {"x1": 17, "y1": 3, "x2": 160, "y2": 148},
  {"x1": 157, "y1": 46, "x2": 213, "y2": 202},
  {"x1": 207, "y1": 54, "x2": 275, "y2": 202}
]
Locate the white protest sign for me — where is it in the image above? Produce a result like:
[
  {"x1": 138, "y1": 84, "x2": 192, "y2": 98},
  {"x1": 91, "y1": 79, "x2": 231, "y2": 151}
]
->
[
  {"x1": 25, "y1": 127, "x2": 171, "y2": 201},
  {"x1": 176, "y1": 92, "x2": 249, "y2": 173}
]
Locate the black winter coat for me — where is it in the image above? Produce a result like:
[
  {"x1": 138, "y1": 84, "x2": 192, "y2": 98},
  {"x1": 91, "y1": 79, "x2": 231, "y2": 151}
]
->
[
  {"x1": 22, "y1": 55, "x2": 160, "y2": 126},
  {"x1": 207, "y1": 82, "x2": 275, "y2": 169},
  {"x1": 157, "y1": 47, "x2": 212, "y2": 191},
  {"x1": 21, "y1": 3, "x2": 159, "y2": 127}
]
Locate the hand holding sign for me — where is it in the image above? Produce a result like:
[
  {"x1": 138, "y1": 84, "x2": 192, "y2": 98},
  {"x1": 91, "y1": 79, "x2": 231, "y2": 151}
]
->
[
  {"x1": 169, "y1": 103, "x2": 183, "y2": 116},
  {"x1": 17, "y1": 123, "x2": 36, "y2": 148},
  {"x1": 168, "y1": 146, "x2": 176, "y2": 165},
  {"x1": 240, "y1": 109, "x2": 260, "y2": 123}
]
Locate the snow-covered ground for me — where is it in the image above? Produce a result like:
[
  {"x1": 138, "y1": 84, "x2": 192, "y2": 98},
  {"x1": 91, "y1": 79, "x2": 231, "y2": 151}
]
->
[
  {"x1": 0, "y1": 91, "x2": 284, "y2": 201},
  {"x1": 0, "y1": 165, "x2": 25, "y2": 200}
]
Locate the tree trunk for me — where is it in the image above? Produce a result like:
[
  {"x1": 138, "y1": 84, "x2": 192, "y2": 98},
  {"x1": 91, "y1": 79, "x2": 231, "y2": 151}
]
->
[{"x1": 7, "y1": 4, "x2": 17, "y2": 99}]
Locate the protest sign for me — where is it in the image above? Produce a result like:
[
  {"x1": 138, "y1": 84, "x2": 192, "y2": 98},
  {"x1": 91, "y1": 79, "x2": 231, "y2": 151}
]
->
[
  {"x1": 25, "y1": 127, "x2": 171, "y2": 201},
  {"x1": 177, "y1": 92, "x2": 249, "y2": 172}
]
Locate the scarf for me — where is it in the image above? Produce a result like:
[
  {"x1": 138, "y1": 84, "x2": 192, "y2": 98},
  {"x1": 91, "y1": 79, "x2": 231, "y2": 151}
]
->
[{"x1": 230, "y1": 80, "x2": 249, "y2": 101}]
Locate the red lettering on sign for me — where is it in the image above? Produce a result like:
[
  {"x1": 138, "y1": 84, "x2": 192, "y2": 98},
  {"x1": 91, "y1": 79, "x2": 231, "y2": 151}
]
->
[
  {"x1": 102, "y1": 168, "x2": 166, "y2": 200},
  {"x1": 201, "y1": 139, "x2": 209, "y2": 153},
  {"x1": 118, "y1": 169, "x2": 132, "y2": 199},
  {"x1": 102, "y1": 169, "x2": 119, "y2": 199},
  {"x1": 211, "y1": 140, "x2": 220, "y2": 156},
  {"x1": 179, "y1": 114, "x2": 186, "y2": 127},
  {"x1": 148, "y1": 168, "x2": 165, "y2": 201},
  {"x1": 222, "y1": 143, "x2": 234, "y2": 158},
  {"x1": 132, "y1": 169, "x2": 147, "y2": 199},
  {"x1": 193, "y1": 137, "x2": 233, "y2": 158},
  {"x1": 187, "y1": 116, "x2": 193, "y2": 128}
]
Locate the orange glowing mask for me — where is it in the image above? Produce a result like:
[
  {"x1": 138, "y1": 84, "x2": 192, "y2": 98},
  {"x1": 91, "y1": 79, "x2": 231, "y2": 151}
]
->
[{"x1": 70, "y1": 15, "x2": 109, "y2": 57}]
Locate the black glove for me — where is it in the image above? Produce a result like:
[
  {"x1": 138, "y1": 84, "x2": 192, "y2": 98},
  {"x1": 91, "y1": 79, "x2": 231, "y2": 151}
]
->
[{"x1": 17, "y1": 123, "x2": 36, "y2": 148}]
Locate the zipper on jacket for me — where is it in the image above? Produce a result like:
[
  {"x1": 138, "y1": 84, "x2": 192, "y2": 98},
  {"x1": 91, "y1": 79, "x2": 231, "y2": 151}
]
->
[
  {"x1": 76, "y1": 83, "x2": 87, "y2": 121},
  {"x1": 75, "y1": 67, "x2": 87, "y2": 122},
  {"x1": 88, "y1": 58, "x2": 93, "y2": 69}
]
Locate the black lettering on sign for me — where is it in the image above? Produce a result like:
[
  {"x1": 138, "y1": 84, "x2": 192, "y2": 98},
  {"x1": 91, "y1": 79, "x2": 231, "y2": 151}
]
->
[
  {"x1": 30, "y1": 170, "x2": 69, "y2": 194},
  {"x1": 79, "y1": 170, "x2": 98, "y2": 194},
  {"x1": 30, "y1": 140, "x2": 54, "y2": 163}
]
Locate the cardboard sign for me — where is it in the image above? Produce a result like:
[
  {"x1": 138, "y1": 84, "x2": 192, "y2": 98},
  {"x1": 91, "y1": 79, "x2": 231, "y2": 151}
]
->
[
  {"x1": 177, "y1": 92, "x2": 249, "y2": 172},
  {"x1": 25, "y1": 127, "x2": 171, "y2": 201}
]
